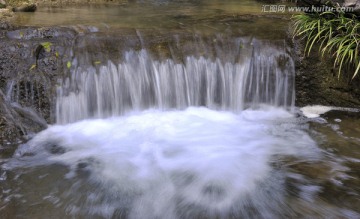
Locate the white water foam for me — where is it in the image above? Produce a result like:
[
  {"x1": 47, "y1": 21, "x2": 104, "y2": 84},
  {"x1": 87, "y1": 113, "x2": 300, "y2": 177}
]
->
[
  {"x1": 300, "y1": 105, "x2": 360, "y2": 118},
  {"x1": 7, "y1": 107, "x2": 320, "y2": 218},
  {"x1": 300, "y1": 105, "x2": 333, "y2": 118}
]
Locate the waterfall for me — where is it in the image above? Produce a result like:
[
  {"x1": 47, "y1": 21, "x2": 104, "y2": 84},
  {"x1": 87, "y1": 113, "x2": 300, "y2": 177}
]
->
[
  {"x1": 7, "y1": 33, "x2": 349, "y2": 219},
  {"x1": 56, "y1": 38, "x2": 295, "y2": 124}
]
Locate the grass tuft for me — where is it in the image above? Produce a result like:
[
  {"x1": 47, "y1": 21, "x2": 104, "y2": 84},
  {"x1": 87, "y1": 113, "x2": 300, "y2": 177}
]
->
[{"x1": 292, "y1": 12, "x2": 360, "y2": 79}]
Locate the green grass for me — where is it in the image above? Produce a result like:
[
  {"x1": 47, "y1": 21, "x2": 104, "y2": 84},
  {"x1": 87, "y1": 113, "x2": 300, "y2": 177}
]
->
[{"x1": 293, "y1": 12, "x2": 360, "y2": 79}]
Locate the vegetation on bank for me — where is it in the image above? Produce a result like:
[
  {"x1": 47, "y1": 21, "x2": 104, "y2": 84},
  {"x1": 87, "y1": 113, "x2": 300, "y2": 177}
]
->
[{"x1": 293, "y1": 12, "x2": 360, "y2": 79}]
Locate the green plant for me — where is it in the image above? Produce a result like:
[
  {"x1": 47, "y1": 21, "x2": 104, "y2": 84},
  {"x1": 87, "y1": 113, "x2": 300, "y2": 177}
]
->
[{"x1": 293, "y1": 12, "x2": 360, "y2": 79}]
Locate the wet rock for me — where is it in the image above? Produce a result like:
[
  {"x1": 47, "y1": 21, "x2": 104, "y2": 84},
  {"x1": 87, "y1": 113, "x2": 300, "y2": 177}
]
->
[
  {"x1": 6, "y1": 27, "x2": 76, "y2": 40},
  {"x1": 0, "y1": 88, "x2": 49, "y2": 143},
  {"x1": 12, "y1": 3, "x2": 36, "y2": 12},
  {"x1": 293, "y1": 35, "x2": 360, "y2": 107},
  {"x1": 45, "y1": 144, "x2": 66, "y2": 154},
  {"x1": 0, "y1": 91, "x2": 25, "y2": 143},
  {"x1": 0, "y1": 27, "x2": 79, "y2": 143}
]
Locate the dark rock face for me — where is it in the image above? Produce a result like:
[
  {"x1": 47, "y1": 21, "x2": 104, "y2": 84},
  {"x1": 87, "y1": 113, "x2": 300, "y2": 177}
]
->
[
  {"x1": 0, "y1": 90, "x2": 47, "y2": 143},
  {"x1": 0, "y1": 27, "x2": 77, "y2": 143},
  {"x1": 293, "y1": 38, "x2": 360, "y2": 107},
  {"x1": 0, "y1": 91, "x2": 24, "y2": 143}
]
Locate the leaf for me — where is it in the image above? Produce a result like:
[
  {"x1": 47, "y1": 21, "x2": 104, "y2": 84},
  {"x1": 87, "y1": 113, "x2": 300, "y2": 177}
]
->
[
  {"x1": 67, "y1": 61, "x2": 71, "y2": 69},
  {"x1": 29, "y1": 64, "x2": 36, "y2": 71},
  {"x1": 41, "y1": 42, "x2": 52, "y2": 52},
  {"x1": 94, "y1": 61, "x2": 101, "y2": 65},
  {"x1": 307, "y1": 27, "x2": 327, "y2": 56},
  {"x1": 55, "y1": 52, "x2": 59, "y2": 58},
  {"x1": 352, "y1": 61, "x2": 360, "y2": 79}
]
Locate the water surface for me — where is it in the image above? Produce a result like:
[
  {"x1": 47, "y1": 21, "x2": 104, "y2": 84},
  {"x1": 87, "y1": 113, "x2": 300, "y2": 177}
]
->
[{"x1": 13, "y1": 0, "x2": 292, "y2": 39}]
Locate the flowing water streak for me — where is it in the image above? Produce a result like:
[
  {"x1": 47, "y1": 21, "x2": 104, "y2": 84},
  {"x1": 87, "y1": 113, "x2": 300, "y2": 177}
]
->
[{"x1": 56, "y1": 39, "x2": 295, "y2": 124}]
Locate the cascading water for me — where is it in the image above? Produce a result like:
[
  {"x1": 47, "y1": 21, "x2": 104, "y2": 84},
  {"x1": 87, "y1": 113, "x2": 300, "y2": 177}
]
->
[
  {"x1": 56, "y1": 39, "x2": 295, "y2": 124},
  {"x1": 2, "y1": 34, "x2": 358, "y2": 219}
]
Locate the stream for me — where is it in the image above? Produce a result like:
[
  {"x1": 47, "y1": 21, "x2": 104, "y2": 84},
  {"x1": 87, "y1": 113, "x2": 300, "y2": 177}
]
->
[{"x1": 1, "y1": 0, "x2": 360, "y2": 218}]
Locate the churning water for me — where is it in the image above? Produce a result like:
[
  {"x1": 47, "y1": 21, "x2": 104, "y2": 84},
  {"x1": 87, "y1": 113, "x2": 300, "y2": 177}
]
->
[{"x1": 4, "y1": 107, "x2": 324, "y2": 218}]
